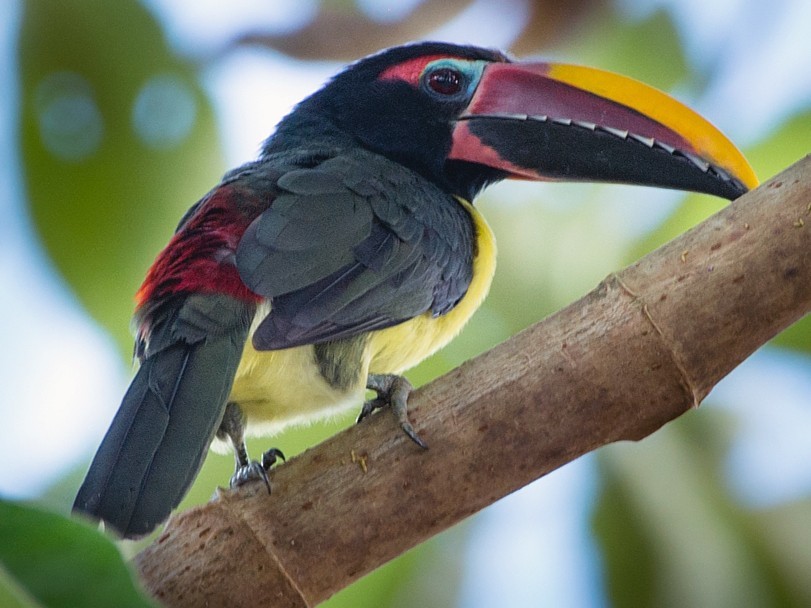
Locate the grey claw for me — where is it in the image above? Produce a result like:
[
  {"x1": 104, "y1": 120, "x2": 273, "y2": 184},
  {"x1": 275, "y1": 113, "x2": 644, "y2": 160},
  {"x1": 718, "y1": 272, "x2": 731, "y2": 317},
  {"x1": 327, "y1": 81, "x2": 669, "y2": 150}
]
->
[
  {"x1": 262, "y1": 447, "x2": 286, "y2": 470},
  {"x1": 230, "y1": 461, "x2": 271, "y2": 493},
  {"x1": 401, "y1": 420, "x2": 428, "y2": 449},
  {"x1": 360, "y1": 374, "x2": 428, "y2": 449},
  {"x1": 231, "y1": 448, "x2": 285, "y2": 494}
]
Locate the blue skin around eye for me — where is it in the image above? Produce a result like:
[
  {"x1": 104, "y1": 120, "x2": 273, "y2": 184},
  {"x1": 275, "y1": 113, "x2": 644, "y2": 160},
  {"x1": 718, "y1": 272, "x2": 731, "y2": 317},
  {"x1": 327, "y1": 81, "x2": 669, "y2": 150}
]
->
[{"x1": 421, "y1": 59, "x2": 488, "y2": 100}]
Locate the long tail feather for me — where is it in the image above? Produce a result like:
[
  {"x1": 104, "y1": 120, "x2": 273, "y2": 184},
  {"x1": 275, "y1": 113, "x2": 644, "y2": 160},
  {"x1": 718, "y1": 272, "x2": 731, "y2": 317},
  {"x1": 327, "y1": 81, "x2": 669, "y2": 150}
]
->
[{"x1": 73, "y1": 294, "x2": 253, "y2": 538}]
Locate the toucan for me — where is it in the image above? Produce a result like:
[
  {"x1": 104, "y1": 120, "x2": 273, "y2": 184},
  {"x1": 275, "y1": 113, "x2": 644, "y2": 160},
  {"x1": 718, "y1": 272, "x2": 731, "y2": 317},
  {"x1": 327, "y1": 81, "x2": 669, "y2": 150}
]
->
[{"x1": 73, "y1": 42, "x2": 758, "y2": 538}]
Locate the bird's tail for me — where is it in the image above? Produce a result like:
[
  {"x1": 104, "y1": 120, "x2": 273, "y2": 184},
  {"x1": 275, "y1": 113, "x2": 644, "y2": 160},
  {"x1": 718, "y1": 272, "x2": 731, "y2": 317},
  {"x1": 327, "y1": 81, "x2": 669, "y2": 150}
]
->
[{"x1": 73, "y1": 294, "x2": 253, "y2": 538}]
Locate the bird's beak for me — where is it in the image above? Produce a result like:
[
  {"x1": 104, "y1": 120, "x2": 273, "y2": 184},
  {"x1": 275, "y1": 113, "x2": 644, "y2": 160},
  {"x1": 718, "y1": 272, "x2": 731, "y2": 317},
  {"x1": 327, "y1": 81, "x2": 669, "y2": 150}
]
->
[{"x1": 450, "y1": 62, "x2": 758, "y2": 200}]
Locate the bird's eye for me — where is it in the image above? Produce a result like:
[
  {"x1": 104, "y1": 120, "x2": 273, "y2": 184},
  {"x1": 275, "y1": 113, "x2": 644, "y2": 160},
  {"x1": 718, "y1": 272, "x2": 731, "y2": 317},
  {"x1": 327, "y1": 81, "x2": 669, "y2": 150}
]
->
[{"x1": 426, "y1": 68, "x2": 463, "y2": 96}]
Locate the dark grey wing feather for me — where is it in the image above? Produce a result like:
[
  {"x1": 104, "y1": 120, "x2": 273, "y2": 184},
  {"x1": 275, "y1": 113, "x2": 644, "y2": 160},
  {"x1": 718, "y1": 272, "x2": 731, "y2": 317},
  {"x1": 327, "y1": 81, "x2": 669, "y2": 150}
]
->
[
  {"x1": 73, "y1": 294, "x2": 253, "y2": 538},
  {"x1": 236, "y1": 153, "x2": 475, "y2": 350},
  {"x1": 239, "y1": 172, "x2": 374, "y2": 296}
]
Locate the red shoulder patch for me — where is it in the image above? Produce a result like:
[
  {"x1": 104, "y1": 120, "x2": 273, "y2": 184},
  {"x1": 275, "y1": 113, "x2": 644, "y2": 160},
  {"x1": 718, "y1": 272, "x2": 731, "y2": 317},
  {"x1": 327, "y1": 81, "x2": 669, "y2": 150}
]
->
[
  {"x1": 378, "y1": 54, "x2": 450, "y2": 87},
  {"x1": 135, "y1": 186, "x2": 263, "y2": 310}
]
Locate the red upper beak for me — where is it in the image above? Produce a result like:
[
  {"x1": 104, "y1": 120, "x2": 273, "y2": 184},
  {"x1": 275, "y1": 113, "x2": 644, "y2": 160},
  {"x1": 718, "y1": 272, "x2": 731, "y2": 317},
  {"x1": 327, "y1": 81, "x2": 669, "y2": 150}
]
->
[{"x1": 449, "y1": 61, "x2": 758, "y2": 200}]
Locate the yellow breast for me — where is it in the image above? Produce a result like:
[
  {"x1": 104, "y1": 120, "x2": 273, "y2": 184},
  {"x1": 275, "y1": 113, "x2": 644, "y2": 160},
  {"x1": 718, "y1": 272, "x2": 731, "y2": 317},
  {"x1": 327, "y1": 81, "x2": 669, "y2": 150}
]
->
[
  {"x1": 227, "y1": 198, "x2": 497, "y2": 436},
  {"x1": 367, "y1": 198, "x2": 497, "y2": 374},
  {"x1": 228, "y1": 340, "x2": 368, "y2": 441}
]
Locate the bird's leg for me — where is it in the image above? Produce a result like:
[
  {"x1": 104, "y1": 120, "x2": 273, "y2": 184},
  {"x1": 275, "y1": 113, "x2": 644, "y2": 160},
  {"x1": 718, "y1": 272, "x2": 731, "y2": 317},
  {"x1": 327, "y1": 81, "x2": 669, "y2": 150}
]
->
[
  {"x1": 359, "y1": 374, "x2": 427, "y2": 449},
  {"x1": 217, "y1": 402, "x2": 285, "y2": 492}
]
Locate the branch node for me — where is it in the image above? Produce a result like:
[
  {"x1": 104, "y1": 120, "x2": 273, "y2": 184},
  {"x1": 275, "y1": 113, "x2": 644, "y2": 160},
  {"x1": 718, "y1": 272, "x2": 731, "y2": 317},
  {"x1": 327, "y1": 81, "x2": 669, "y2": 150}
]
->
[
  {"x1": 221, "y1": 492, "x2": 311, "y2": 607},
  {"x1": 611, "y1": 272, "x2": 700, "y2": 408}
]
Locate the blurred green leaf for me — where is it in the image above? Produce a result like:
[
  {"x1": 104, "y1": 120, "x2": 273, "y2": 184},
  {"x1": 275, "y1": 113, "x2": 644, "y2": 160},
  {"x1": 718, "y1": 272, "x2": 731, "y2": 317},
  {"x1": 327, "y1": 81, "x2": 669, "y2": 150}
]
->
[
  {"x1": 594, "y1": 412, "x2": 811, "y2": 608},
  {"x1": 0, "y1": 563, "x2": 41, "y2": 608},
  {"x1": 593, "y1": 463, "x2": 657, "y2": 607},
  {"x1": 746, "y1": 110, "x2": 811, "y2": 182},
  {"x1": 627, "y1": 192, "x2": 726, "y2": 262},
  {"x1": 0, "y1": 499, "x2": 156, "y2": 608},
  {"x1": 20, "y1": 0, "x2": 224, "y2": 355},
  {"x1": 754, "y1": 500, "x2": 811, "y2": 602},
  {"x1": 558, "y1": 8, "x2": 688, "y2": 91}
]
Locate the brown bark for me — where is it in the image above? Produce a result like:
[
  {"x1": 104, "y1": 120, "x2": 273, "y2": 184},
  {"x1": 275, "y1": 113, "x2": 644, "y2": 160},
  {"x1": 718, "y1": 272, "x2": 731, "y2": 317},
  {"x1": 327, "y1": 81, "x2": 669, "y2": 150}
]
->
[
  {"x1": 135, "y1": 156, "x2": 811, "y2": 607},
  {"x1": 224, "y1": 0, "x2": 597, "y2": 61}
]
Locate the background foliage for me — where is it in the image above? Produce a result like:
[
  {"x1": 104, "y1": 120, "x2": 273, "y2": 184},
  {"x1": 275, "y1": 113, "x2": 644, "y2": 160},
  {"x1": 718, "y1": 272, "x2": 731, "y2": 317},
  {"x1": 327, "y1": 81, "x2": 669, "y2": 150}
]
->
[{"x1": 2, "y1": 0, "x2": 810, "y2": 606}]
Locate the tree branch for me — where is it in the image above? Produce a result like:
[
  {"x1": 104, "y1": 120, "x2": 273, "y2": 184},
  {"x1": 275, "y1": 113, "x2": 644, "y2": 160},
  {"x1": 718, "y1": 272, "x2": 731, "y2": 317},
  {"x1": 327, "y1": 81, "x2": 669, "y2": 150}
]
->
[{"x1": 135, "y1": 156, "x2": 811, "y2": 607}]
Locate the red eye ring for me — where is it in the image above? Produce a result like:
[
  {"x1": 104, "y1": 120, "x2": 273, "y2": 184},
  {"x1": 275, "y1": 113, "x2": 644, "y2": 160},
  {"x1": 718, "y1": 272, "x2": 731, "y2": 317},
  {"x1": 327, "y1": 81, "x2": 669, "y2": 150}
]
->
[{"x1": 427, "y1": 68, "x2": 463, "y2": 96}]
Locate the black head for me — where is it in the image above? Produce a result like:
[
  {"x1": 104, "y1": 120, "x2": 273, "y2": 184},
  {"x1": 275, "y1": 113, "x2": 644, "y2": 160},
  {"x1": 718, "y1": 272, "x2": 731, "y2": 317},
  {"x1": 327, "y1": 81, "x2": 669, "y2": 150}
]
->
[
  {"x1": 265, "y1": 42, "x2": 513, "y2": 200},
  {"x1": 265, "y1": 42, "x2": 757, "y2": 202}
]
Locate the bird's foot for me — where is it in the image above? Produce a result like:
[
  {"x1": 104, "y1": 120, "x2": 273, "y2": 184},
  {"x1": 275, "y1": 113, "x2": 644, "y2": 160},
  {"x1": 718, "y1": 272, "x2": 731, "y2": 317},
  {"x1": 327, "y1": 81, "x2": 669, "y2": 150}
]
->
[
  {"x1": 229, "y1": 448, "x2": 286, "y2": 493},
  {"x1": 359, "y1": 373, "x2": 427, "y2": 449}
]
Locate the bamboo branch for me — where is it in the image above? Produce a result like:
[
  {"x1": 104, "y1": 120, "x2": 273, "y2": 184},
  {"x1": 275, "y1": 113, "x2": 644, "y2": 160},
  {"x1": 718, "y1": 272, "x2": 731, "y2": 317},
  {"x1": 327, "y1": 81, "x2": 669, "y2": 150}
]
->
[{"x1": 135, "y1": 156, "x2": 811, "y2": 607}]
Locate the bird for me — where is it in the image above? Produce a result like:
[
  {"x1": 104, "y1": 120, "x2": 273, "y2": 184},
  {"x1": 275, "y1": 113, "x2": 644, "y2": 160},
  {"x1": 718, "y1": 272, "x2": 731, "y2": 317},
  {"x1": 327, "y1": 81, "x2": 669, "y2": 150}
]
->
[{"x1": 73, "y1": 41, "x2": 758, "y2": 539}]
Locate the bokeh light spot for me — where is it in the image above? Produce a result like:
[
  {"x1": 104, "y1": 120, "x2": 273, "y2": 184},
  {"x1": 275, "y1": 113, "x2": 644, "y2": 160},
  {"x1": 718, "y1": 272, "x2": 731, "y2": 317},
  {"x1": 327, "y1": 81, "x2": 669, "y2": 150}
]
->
[
  {"x1": 132, "y1": 73, "x2": 197, "y2": 149},
  {"x1": 34, "y1": 72, "x2": 104, "y2": 162},
  {"x1": 356, "y1": 0, "x2": 424, "y2": 23}
]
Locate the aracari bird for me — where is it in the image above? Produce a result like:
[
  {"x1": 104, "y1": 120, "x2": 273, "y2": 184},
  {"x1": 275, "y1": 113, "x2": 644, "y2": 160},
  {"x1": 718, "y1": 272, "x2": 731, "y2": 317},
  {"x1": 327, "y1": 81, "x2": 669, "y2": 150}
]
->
[{"x1": 73, "y1": 42, "x2": 757, "y2": 538}]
